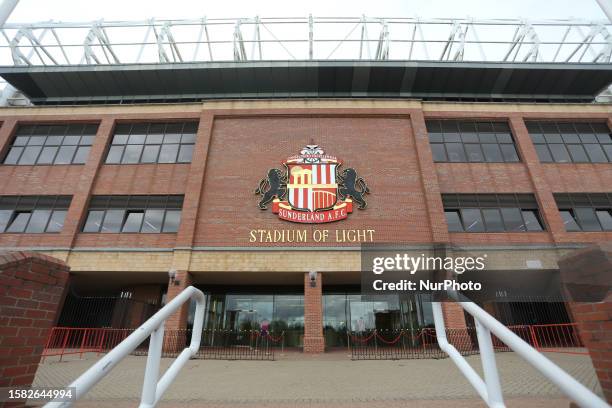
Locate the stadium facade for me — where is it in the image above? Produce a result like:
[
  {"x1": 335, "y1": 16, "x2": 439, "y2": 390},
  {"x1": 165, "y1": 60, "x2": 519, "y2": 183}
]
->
[{"x1": 0, "y1": 16, "x2": 611, "y2": 353}]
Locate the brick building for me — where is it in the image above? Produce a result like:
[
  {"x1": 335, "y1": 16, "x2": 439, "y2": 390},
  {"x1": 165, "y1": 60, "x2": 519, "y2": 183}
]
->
[{"x1": 0, "y1": 18, "x2": 611, "y2": 354}]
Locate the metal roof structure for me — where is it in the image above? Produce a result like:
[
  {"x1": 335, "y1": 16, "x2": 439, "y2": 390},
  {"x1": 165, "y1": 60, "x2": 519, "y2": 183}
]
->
[{"x1": 0, "y1": 16, "x2": 612, "y2": 104}]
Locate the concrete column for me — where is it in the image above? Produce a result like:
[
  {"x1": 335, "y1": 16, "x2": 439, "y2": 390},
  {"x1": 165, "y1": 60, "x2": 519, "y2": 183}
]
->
[{"x1": 303, "y1": 272, "x2": 325, "y2": 353}]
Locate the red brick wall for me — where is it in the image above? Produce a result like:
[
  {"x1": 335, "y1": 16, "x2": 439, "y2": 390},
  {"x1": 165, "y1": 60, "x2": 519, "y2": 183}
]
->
[
  {"x1": 164, "y1": 270, "x2": 192, "y2": 331},
  {"x1": 303, "y1": 272, "x2": 324, "y2": 353},
  {"x1": 0, "y1": 107, "x2": 610, "y2": 250},
  {"x1": 570, "y1": 301, "x2": 612, "y2": 403},
  {"x1": 558, "y1": 243, "x2": 612, "y2": 403},
  {"x1": 0, "y1": 251, "x2": 69, "y2": 389},
  {"x1": 441, "y1": 302, "x2": 467, "y2": 329},
  {"x1": 195, "y1": 115, "x2": 432, "y2": 246}
]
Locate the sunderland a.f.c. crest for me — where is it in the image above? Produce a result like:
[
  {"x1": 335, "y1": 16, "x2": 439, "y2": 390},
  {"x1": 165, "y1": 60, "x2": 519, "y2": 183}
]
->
[{"x1": 255, "y1": 145, "x2": 370, "y2": 223}]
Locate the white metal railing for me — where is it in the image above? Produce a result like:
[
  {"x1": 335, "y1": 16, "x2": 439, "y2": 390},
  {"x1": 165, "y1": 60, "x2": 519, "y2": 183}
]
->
[
  {"x1": 432, "y1": 298, "x2": 609, "y2": 408},
  {"x1": 44, "y1": 286, "x2": 205, "y2": 408}
]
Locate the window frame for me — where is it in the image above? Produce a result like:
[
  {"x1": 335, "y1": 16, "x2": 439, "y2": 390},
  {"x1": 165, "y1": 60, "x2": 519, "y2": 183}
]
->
[
  {"x1": 81, "y1": 195, "x2": 184, "y2": 234},
  {"x1": 427, "y1": 120, "x2": 521, "y2": 164},
  {"x1": 2, "y1": 123, "x2": 97, "y2": 166},
  {"x1": 526, "y1": 121, "x2": 612, "y2": 164},
  {"x1": 0, "y1": 195, "x2": 72, "y2": 234},
  {"x1": 442, "y1": 193, "x2": 546, "y2": 233},
  {"x1": 554, "y1": 193, "x2": 612, "y2": 232},
  {"x1": 104, "y1": 122, "x2": 197, "y2": 165}
]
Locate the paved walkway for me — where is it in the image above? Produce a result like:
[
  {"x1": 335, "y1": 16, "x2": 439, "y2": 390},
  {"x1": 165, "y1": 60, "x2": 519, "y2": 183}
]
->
[{"x1": 31, "y1": 351, "x2": 602, "y2": 407}]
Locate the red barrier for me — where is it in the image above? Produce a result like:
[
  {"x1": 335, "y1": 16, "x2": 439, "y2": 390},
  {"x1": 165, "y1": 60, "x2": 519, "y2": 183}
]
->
[
  {"x1": 42, "y1": 327, "x2": 135, "y2": 362},
  {"x1": 375, "y1": 330, "x2": 403, "y2": 345},
  {"x1": 42, "y1": 323, "x2": 588, "y2": 361},
  {"x1": 529, "y1": 323, "x2": 585, "y2": 355}
]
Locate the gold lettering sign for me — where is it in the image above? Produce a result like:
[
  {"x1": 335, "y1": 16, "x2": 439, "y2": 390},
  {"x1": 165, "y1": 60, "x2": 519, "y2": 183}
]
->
[{"x1": 249, "y1": 229, "x2": 375, "y2": 243}]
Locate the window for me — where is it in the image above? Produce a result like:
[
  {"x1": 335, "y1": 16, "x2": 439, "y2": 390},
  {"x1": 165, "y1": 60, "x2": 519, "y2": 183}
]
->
[
  {"x1": 442, "y1": 194, "x2": 544, "y2": 232},
  {"x1": 82, "y1": 195, "x2": 183, "y2": 233},
  {"x1": 526, "y1": 121, "x2": 612, "y2": 163},
  {"x1": 0, "y1": 196, "x2": 71, "y2": 233},
  {"x1": 3, "y1": 124, "x2": 97, "y2": 165},
  {"x1": 554, "y1": 193, "x2": 612, "y2": 232},
  {"x1": 426, "y1": 120, "x2": 520, "y2": 163},
  {"x1": 105, "y1": 122, "x2": 197, "y2": 164}
]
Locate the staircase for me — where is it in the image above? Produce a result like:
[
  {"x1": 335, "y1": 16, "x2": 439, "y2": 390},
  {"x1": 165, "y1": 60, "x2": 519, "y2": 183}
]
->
[{"x1": 43, "y1": 286, "x2": 608, "y2": 408}]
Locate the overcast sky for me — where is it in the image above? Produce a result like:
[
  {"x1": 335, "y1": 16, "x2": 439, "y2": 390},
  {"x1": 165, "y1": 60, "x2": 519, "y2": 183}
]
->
[{"x1": 5, "y1": 0, "x2": 609, "y2": 23}]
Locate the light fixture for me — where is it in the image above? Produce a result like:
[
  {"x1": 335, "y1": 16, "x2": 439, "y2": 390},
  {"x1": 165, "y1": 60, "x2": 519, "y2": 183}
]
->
[
  {"x1": 168, "y1": 269, "x2": 180, "y2": 286},
  {"x1": 309, "y1": 270, "x2": 317, "y2": 288}
]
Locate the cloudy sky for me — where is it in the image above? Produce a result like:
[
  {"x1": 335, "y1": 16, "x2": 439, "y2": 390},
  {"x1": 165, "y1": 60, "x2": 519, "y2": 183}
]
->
[{"x1": 5, "y1": 0, "x2": 609, "y2": 22}]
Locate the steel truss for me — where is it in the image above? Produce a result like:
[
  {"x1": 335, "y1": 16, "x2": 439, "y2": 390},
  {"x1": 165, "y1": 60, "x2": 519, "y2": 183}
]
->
[
  {"x1": 1, "y1": 16, "x2": 612, "y2": 105},
  {"x1": 0, "y1": 16, "x2": 611, "y2": 66}
]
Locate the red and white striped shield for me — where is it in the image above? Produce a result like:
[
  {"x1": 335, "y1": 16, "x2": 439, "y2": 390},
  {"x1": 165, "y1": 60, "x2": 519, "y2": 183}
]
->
[{"x1": 287, "y1": 163, "x2": 337, "y2": 211}]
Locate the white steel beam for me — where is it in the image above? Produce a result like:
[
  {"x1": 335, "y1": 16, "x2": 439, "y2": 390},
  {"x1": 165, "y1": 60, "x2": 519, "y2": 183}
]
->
[
  {"x1": 233, "y1": 20, "x2": 246, "y2": 61},
  {"x1": 0, "y1": 16, "x2": 609, "y2": 65},
  {"x1": 308, "y1": 14, "x2": 313, "y2": 60},
  {"x1": 374, "y1": 20, "x2": 389, "y2": 60},
  {"x1": 596, "y1": 0, "x2": 612, "y2": 22},
  {"x1": 156, "y1": 22, "x2": 182, "y2": 63},
  {"x1": 83, "y1": 22, "x2": 120, "y2": 64},
  {"x1": 0, "y1": 0, "x2": 18, "y2": 26}
]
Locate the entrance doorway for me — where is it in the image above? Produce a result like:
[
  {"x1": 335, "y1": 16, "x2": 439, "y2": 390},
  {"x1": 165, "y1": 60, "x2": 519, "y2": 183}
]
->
[
  {"x1": 323, "y1": 292, "x2": 434, "y2": 348},
  {"x1": 188, "y1": 291, "x2": 305, "y2": 348}
]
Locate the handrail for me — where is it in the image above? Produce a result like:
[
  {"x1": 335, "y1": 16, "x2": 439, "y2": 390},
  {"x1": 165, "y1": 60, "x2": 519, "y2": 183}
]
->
[
  {"x1": 432, "y1": 300, "x2": 608, "y2": 408},
  {"x1": 44, "y1": 286, "x2": 205, "y2": 408}
]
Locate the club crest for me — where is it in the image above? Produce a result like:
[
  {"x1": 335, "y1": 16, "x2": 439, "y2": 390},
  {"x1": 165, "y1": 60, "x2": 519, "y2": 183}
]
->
[{"x1": 255, "y1": 145, "x2": 370, "y2": 223}]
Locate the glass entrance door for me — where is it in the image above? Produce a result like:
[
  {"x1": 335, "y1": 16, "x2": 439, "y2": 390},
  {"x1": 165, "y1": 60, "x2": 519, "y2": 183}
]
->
[
  {"x1": 193, "y1": 292, "x2": 304, "y2": 348},
  {"x1": 323, "y1": 292, "x2": 434, "y2": 348}
]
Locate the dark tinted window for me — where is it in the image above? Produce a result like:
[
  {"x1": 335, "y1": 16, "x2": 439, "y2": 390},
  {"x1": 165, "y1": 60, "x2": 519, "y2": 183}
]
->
[
  {"x1": 83, "y1": 210, "x2": 105, "y2": 233},
  {"x1": 521, "y1": 210, "x2": 544, "y2": 231},
  {"x1": 596, "y1": 210, "x2": 612, "y2": 230},
  {"x1": 3, "y1": 124, "x2": 96, "y2": 165},
  {"x1": 527, "y1": 121, "x2": 612, "y2": 163},
  {"x1": 560, "y1": 210, "x2": 581, "y2": 232},
  {"x1": 443, "y1": 194, "x2": 544, "y2": 233},
  {"x1": 482, "y1": 208, "x2": 504, "y2": 232},
  {"x1": 142, "y1": 209, "x2": 165, "y2": 233},
  {"x1": 25, "y1": 210, "x2": 52, "y2": 233},
  {"x1": 83, "y1": 195, "x2": 183, "y2": 233},
  {"x1": 122, "y1": 211, "x2": 144, "y2": 233},
  {"x1": 445, "y1": 210, "x2": 463, "y2": 232},
  {"x1": 0, "y1": 195, "x2": 71, "y2": 233},
  {"x1": 162, "y1": 210, "x2": 182, "y2": 233},
  {"x1": 106, "y1": 122, "x2": 197, "y2": 164},
  {"x1": 427, "y1": 120, "x2": 520, "y2": 163},
  {"x1": 6, "y1": 212, "x2": 31, "y2": 232},
  {"x1": 101, "y1": 210, "x2": 124, "y2": 233},
  {"x1": 460, "y1": 209, "x2": 485, "y2": 232},
  {"x1": 554, "y1": 193, "x2": 612, "y2": 231}
]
